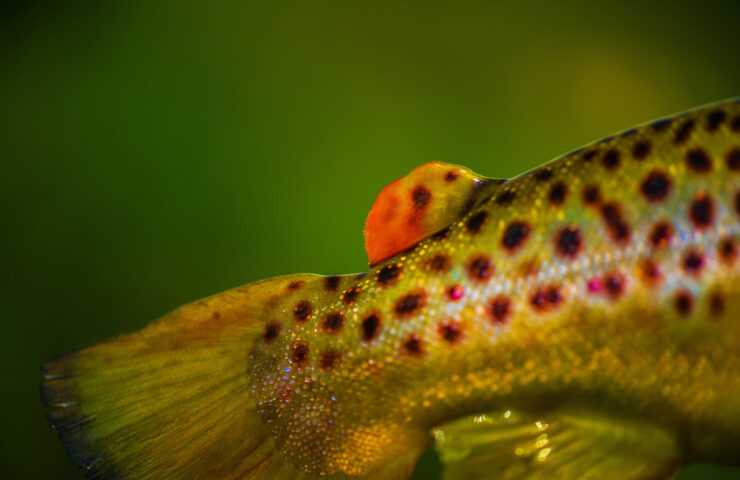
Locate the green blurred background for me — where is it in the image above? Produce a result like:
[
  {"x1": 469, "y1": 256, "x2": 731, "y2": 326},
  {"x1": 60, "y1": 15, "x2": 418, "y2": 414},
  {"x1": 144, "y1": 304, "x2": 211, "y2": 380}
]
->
[{"x1": 2, "y1": 1, "x2": 739, "y2": 478}]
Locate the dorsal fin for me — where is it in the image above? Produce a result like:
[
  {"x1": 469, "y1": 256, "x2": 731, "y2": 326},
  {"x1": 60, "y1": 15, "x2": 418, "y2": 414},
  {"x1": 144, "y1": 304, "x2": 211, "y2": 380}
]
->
[{"x1": 364, "y1": 162, "x2": 499, "y2": 266}]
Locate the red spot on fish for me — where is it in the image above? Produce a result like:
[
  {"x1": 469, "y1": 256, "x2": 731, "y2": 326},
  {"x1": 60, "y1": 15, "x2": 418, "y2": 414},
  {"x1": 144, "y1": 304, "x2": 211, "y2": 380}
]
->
[
  {"x1": 587, "y1": 278, "x2": 602, "y2": 293},
  {"x1": 447, "y1": 284, "x2": 464, "y2": 301}
]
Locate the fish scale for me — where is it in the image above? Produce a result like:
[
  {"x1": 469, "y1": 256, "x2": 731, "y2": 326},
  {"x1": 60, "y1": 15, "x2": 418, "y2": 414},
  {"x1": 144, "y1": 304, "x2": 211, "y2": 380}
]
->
[{"x1": 42, "y1": 99, "x2": 740, "y2": 479}]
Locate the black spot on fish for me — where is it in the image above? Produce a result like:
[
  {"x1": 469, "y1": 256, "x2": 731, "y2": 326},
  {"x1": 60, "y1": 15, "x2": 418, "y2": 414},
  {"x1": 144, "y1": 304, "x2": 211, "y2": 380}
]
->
[
  {"x1": 640, "y1": 170, "x2": 672, "y2": 202},
  {"x1": 487, "y1": 296, "x2": 511, "y2": 324},
  {"x1": 466, "y1": 211, "x2": 488, "y2": 234},
  {"x1": 427, "y1": 253, "x2": 451, "y2": 273},
  {"x1": 342, "y1": 286, "x2": 361, "y2": 304},
  {"x1": 582, "y1": 185, "x2": 601, "y2": 205},
  {"x1": 686, "y1": 148, "x2": 712, "y2": 173},
  {"x1": 262, "y1": 321, "x2": 280, "y2": 342},
  {"x1": 438, "y1": 321, "x2": 461, "y2": 343},
  {"x1": 502, "y1": 221, "x2": 530, "y2": 252},
  {"x1": 377, "y1": 264, "x2": 401, "y2": 286},
  {"x1": 649, "y1": 222, "x2": 672, "y2": 248},
  {"x1": 632, "y1": 140, "x2": 651, "y2": 160},
  {"x1": 555, "y1": 225, "x2": 581, "y2": 258},
  {"x1": 319, "y1": 350, "x2": 341, "y2": 369},
  {"x1": 674, "y1": 119, "x2": 695, "y2": 145},
  {"x1": 322, "y1": 312, "x2": 344, "y2": 333},
  {"x1": 548, "y1": 182, "x2": 567, "y2": 206},
  {"x1": 689, "y1": 193, "x2": 714, "y2": 229},
  {"x1": 600, "y1": 202, "x2": 631, "y2": 243},
  {"x1": 683, "y1": 250, "x2": 704, "y2": 276},
  {"x1": 652, "y1": 118, "x2": 672, "y2": 131},
  {"x1": 602, "y1": 149, "x2": 621, "y2": 170},
  {"x1": 403, "y1": 334, "x2": 423, "y2": 355},
  {"x1": 293, "y1": 300, "x2": 313, "y2": 322},
  {"x1": 324, "y1": 275, "x2": 341, "y2": 292},
  {"x1": 361, "y1": 312, "x2": 381, "y2": 342},
  {"x1": 292, "y1": 340, "x2": 309, "y2": 365},
  {"x1": 467, "y1": 254, "x2": 493, "y2": 282},
  {"x1": 412, "y1": 185, "x2": 431, "y2": 210},
  {"x1": 674, "y1": 290, "x2": 693, "y2": 317},
  {"x1": 394, "y1": 290, "x2": 426, "y2": 318},
  {"x1": 707, "y1": 110, "x2": 726, "y2": 132},
  {"x1": 495, "y1": 189, "x2": 516, "y2": 205},
  {"x1": 726, "y1": 148, "x2": 740, "y2": 171}
]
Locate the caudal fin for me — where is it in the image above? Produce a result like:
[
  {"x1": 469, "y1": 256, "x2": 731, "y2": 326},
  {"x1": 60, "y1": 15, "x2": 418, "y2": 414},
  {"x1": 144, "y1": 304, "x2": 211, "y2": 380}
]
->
[{"x1": 41, "y1": 275, "x2": 320, "y2": 480}]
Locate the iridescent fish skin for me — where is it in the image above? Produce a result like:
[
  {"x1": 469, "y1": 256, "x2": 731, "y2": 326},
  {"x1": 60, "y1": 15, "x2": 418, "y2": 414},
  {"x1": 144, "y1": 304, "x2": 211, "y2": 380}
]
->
[{"x1": 42, "y1": 99, "x2": 740, "y2": 479}]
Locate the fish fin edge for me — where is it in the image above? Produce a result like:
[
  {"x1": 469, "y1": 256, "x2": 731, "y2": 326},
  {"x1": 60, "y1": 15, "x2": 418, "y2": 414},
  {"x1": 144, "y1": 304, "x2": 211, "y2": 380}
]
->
[{"x1": 433, "y1": 408, "x2": 685, "y2": 480}]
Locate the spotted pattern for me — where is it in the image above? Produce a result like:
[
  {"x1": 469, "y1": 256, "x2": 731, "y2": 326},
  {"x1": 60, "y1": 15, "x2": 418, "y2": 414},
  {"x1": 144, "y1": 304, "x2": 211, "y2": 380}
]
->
[
  {"x1": 245, "y1": 100, "x2": 740, "y2": 476},
  {"x1": 640, "y1": 170, "x2": 672, "y2": 202},
  {"x1": 689, "y1": 193, "x2": 715, "y2": 228},
  {"x1": 322, "y1": 312, "x2": 344, "y2": 333},
  {"x1": 600, "y1": 202, "x2": 631, "y2": 243},
  {"x1": 438, "y1": 321, "x2": 461, "y2": 343},
  {"x1": 293, "y1": 301, "x2": 313, "y2": 323},
  {"x1": 394, "y1": 290, "x2": 426, "y2": 318},
  {"x1": 466, "y1": 211, "x2": 488, "y2": 234},
  {"x1": 376, "y1": 264, "x2": 401, "y2": 286},
  {"x1": 467, "y1": 255, "x2": 493, "y2": 282},
  {"x1": 632, "y1": 141, "x2": 651, "y2": 160},
  {"x1": 502, "y1": 221, "x2": 530, "y2": 252},
  {"x1": 548, "y1": 182, "x2": 567, "y2": 206},
  {"x1": 361, "y1": 312, "x2": 381, "y2": 342},
  {"x1": 686, "y1": 149, "x2": 712, "y2": 173}
]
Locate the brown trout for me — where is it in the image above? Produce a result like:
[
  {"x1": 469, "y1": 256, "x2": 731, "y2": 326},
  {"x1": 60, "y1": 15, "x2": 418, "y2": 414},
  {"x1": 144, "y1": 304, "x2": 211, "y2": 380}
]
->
[{"x1": 42, "y1": 99, "x2": 740, "y2": 479}]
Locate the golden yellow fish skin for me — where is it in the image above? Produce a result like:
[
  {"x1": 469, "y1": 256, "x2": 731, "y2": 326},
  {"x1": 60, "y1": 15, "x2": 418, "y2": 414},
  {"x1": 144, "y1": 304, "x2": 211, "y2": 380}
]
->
[{"x1": 246, "y1": 100, "x2": 740, "y2": 475}]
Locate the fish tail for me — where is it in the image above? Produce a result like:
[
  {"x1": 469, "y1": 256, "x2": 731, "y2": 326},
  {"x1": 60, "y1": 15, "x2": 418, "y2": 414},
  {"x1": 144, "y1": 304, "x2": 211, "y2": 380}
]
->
[{"x1": 41, "y1": 275, "x2": 320, "y2": 480}]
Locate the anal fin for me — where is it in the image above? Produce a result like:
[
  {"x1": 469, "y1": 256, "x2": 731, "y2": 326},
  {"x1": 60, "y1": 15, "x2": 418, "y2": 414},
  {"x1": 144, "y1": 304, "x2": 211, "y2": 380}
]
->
[{"x1": 433, "y1": 408, "x2": 684, "y2": 480}]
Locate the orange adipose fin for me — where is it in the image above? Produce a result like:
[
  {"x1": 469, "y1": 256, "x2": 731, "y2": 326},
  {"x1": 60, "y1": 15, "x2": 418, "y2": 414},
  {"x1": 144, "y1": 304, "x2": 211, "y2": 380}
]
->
[{"x1": 364, "y1": 162, "x2": 503, "y2": 266}]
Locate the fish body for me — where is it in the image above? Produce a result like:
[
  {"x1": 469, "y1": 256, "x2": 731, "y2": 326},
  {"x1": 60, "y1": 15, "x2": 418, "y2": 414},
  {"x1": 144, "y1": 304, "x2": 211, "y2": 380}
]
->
[{"x1": 43, "y1": 99, "x2": 740, "y2": 479}]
